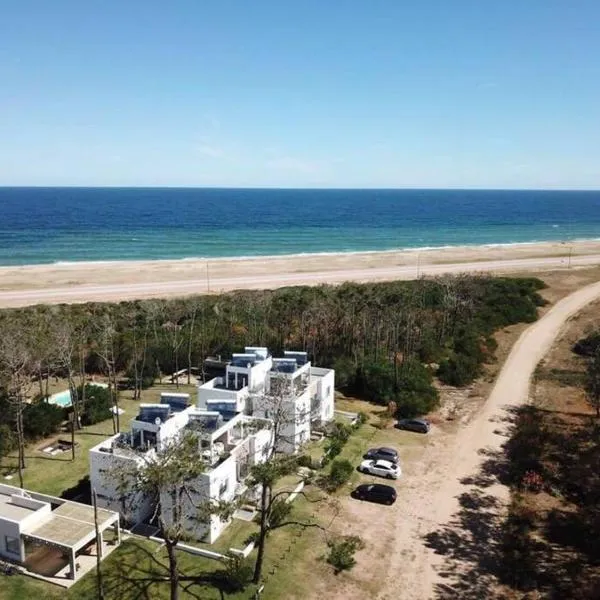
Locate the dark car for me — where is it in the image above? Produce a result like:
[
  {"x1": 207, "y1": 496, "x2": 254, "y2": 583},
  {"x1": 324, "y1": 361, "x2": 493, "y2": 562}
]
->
[
  {"x1": 363, "y1": 447, "x2": 399, "y2": 463},
  {"x1": 396, "y1": 418, "x2": 430, "y2": 434},
  {"x1": 352, "y1": 483, "x2": 397, "y2": 505}
]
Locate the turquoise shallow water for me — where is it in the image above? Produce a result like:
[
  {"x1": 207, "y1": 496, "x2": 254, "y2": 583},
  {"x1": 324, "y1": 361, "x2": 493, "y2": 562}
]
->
[{"x1": 0, "y1": 187, "x2": 598, "y2": 265}]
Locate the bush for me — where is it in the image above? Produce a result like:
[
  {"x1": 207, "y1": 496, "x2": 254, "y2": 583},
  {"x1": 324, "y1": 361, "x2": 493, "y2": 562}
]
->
[
  {"x1": 23, "y1": 402, "x2": 65, "y2": 439},
  {"x1": 219, "y1": 553, "x2": 253, "y2": 592},
  {"x1": 326, "y1": 535, "x2": 365, "y2": 573},
  {"x1": 327, "y1": 459, "x2": 354, "y2": 491},
  {"x1": 356, "y1": 411, "x2": 369, "y2": 426},
  {"x1": 573, "y1": 332, "x2": 600, "y2": 357},
  {"x1": 296, "y1": 454, "x2": 313, "y2": 468},
  {"x1": 437, "y1": 354, "x2": 481, "y2": 387},
  {"x1": 325, "y1": 438, "x2": 344, "y2": 460},
  {"x1": 81, "y1": 385, "x2": 112, "y2": 426},
  {"x1": 0, "y1": 424, "x2": 16, "y2": 458}
]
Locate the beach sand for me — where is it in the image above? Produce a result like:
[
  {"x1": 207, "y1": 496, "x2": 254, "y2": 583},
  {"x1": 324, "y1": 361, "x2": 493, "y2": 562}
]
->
[{"x1": 0, "y1": 240, "x2": 599, "y2": 307}]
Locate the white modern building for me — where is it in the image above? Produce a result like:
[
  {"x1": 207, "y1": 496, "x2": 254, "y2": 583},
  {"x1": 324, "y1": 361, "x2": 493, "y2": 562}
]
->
[
  {"x1": 0, "y1": 483, "x2": 120, "y2": 583},
  {"x1": 89, "y1": 395, "x2": 273, "y2": 543},
  {"x1": 198, "y1": 347, "x2": 335, "y2": 452},
  {"x1": 89, "y1": 347, "x2": 335, "y2": 544}
]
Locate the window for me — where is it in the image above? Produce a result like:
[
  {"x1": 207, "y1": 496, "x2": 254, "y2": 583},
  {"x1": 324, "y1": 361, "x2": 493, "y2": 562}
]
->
[
  {"x1": 5, "y1": 536, "x2": 19, "y2": 556},
  {"x1": 219, "y1": 480, "x2": 228, "y2": 498},
  {"x1": 326, "y1": 386, "x2": 331, "y2": 398}
]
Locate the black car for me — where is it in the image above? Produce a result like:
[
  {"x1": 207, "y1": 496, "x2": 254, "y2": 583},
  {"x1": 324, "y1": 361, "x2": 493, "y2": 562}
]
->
[
  {"x1": 363, "y1": 447, "x2": 399, "y2": 463},
  {"x1": 396, "y1": 418, "x2": 430, "y2": 434},
  {"x1": 352, "y1": 483, "x2": 397, "y2": 505}
]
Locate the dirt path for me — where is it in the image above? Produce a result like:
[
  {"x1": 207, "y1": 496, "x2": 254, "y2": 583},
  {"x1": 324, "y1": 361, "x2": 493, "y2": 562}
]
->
[{"x1": 369, "y1": 279, "x2": 600, "y2": 600}]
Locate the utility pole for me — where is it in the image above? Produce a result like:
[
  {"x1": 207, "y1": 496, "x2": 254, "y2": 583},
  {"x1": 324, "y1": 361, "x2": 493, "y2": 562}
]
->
[{"x1": 568, "y1": 245, "x2": 573, "y2": 269}]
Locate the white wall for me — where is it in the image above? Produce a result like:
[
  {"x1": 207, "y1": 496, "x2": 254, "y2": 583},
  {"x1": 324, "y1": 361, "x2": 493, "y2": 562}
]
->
[
  {"x1": 310, "y1": 367, "x2": 335, "y2": 423},
  {"x1": 197, "y1": 378, "x2": 248, "y2": 412},
  {"x1": 0, "y1": 518, "x2": 23, "y2": 562},
  {"x1": 89, "y1": 439, "x2": 153, "y2": 525}
]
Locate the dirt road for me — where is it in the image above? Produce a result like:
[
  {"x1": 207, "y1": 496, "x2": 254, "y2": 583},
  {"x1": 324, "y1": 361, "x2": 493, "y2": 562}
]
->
[
  {"x1": 1, "y1": 254, "x2": 599, "y2": 308},
  {"x1": 369, "y1": 279, "x2": 600, "y2": 599}
]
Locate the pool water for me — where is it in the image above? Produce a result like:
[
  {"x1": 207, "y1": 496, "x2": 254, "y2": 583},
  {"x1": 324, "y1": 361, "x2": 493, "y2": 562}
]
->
[{"x1": 47, "y1": 390, "x2": 72, "y2": 408}]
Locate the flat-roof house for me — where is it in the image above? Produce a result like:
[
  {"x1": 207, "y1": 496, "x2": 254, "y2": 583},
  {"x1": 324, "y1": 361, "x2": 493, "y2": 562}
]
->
[
  {"x1": 0, "y1": 483, "x2": 120, "y2": 585},
  {"x1": 89, "y1": 399, "x2": 272, "y2": 543},
  {"x1": 197, "y1": 347, "x2": 335, "y2": 451}
]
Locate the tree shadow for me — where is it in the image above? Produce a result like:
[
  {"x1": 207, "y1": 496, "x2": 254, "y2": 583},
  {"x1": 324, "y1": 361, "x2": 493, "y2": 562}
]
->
[
  {"x1": 423, "y1": 407, "x2": 520, "y2": 599},
  {"x1": 91, "y1": 539, "x2": 252, "y2": 600}
]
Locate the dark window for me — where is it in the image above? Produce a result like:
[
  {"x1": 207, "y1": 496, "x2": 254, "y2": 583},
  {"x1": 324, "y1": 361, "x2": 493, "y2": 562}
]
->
[{"x1": 5, "y1": 536, "x2": 19, "y2": 555}]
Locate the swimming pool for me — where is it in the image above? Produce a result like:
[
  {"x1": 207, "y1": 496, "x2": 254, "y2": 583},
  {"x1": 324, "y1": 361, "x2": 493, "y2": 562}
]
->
[
  {"x1": 47, "y1": 383, "x2": 109, "y2": 408},
  {"x1": 48, "y1": 389, "x2": 72, "y2": 408}
]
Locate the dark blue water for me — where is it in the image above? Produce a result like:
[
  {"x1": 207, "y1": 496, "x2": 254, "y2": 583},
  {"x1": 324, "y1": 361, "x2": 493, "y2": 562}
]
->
[{"x1": 0, "y1": 187, "x2": 598, "y2": 265}]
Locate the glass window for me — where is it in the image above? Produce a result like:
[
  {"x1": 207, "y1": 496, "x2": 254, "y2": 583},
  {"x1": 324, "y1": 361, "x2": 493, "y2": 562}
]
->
[{"x1": 5, "y1": 536, "x2": 19, "y2": 555}]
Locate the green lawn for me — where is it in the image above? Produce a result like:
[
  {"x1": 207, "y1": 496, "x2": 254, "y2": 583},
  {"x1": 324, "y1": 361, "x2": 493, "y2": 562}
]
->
[
  {"x1": 0, "y1": 575, "x2": 64, "y2": 600},
  {"x1": 0, "y1": 383, "x2": 197, "y2": 497},
  {"x1": 0, "y1": 390, "x2": 428, "y2": 600}
]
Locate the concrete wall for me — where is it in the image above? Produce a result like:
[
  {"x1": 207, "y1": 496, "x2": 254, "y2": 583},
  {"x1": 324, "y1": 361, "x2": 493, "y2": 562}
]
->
[
  {"x1": 197, "y1": 378, "x2": 248, "y2": 412},
  {"x1": 0, "y1": 518, "x2": 23, "y2": 562},
  {"x1": 310, "y1": 367, "x2": 335, "y2": 423},
  {"x1": 89, "y1": 439, "x2": 153, "y2": 525}
]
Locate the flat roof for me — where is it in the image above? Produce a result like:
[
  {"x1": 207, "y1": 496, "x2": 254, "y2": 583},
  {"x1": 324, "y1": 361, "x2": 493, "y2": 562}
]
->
[
  {"x1": 0, "y1": 491, "x2": 36, "y2": 523},
  {"x1": 23, "y1": 501, "x2": 118, "y2": 549},
  {"x1": 24, "y1": 515, "x2": 95, "y2": 548},
  {"x1": 54, "y1": 501, "x2": 116, "y2": 525}
]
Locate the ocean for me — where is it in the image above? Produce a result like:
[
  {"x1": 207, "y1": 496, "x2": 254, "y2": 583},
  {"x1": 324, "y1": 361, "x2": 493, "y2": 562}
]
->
[{"x1": 0, "y1": 187, "x2": 599, "y2": 266}]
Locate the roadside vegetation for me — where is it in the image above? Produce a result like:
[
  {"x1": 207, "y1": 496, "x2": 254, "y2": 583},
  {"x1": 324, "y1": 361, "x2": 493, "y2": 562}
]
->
[{"x1": 500, "y1": 316, "x2": 600, "y2": 598}]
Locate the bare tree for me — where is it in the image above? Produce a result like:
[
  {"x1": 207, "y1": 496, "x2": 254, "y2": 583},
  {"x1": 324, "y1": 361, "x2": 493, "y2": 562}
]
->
[
  {"x1": 94, "y1": 312, "x2": 121, "y2": 433},
  {"x1": 109, "y1": 430, "x2": 230, "y2": 600},
  {"x1": 0, "y1": 324, "x2": 33, "y2": 488},
  {"x1": 248, "y1": 374, "x2": 334, "y2": 584}
]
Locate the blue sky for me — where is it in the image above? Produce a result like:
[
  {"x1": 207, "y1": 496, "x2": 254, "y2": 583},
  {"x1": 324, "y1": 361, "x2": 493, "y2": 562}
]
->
[{"x1": 1, "y1": 0, "x2": 599, "y2": 188}]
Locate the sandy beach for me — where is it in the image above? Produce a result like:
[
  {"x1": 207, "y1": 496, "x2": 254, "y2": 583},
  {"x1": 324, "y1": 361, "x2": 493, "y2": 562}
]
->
[{"x1": 0, "y1": 239, "x2": 599, "y2": 307}]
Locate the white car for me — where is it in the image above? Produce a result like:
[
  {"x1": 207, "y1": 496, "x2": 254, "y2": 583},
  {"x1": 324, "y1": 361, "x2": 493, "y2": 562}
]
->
[{"x1": 359, "y1": 459, "x2": 401, "y2": 480}]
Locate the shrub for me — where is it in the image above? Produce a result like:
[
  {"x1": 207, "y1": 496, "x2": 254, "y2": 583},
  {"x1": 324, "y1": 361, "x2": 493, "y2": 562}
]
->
[
  {"x1": 296, "y1": 454, "x2": 313, "y2": 468},
  {"x1": 326, "y1": 535, "x2": 365, "y2": 573},
  {"x1": 325, "y1": 438, "x2": 344, "y2": 460},
  {"x1": 573, "y1": 332, "x2": 600, "y2": 357},
  {"x1": 0, "y1": 424, "x2": 16, "y2": 458},
  {"x1": 327, "y1": 459, "x2": 354, "y2": 491},
  {"x1": 219, "y1": 553, "x2": 253, "y2": 592},
  {"x1": 521, "y1": 471, "x2": 544, "y2": 493},
  {"x1": 23, "y1": 402, "x2": 65, "y2": 439},
  {"x1": 81, "y1": 385, "x2": 112, "y2": 426},
  {"x1": 356, "y1": 411, "x2": 369, "y2": 426},
  {"x1": 437, "y1": 354, "x2": 481, "y2": 387}
]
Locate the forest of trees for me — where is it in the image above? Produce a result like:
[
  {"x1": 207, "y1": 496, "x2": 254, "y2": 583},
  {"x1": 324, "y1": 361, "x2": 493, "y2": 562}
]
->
[{"x1": 0, "y1": 275, "x2": 546, "y2": 465}]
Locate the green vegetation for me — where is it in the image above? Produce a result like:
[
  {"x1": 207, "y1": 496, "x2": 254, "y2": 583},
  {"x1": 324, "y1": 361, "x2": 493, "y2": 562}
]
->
[
  {"x1": 79, "y1": 384, "x2": 112, "y2": 425},
  {"x1": 500, "y1": 328, "x2": 600, "y2": 596},
  {"x1": 325, "y1": 459, "x2": 354, "y2": 491},
  {"x1": 325, "y1": 535, "x2": 365, "y2": 574}
]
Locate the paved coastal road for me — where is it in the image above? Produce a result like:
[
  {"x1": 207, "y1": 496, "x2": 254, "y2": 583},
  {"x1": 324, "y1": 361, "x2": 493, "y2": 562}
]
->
[{"x1": 0, "y1": 254, "x2": 599, "y2": 308}]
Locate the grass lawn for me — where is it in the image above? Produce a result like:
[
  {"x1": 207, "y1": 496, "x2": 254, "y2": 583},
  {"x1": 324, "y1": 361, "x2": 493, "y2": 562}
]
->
[
  {"x1": 0, "y1": 389, "x2": 422, "y2": 600},
  {"x1": 0, "y1": 575, "x2": 64, "y2": 600},
  {"x1": 0, "y1": 382, "x2": 197, "y2": 497}
]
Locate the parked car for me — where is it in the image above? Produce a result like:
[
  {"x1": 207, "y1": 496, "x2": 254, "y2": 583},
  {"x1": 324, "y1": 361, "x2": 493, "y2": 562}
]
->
[
  {"x1": 363, "y1": 447, "x2": 399, "y2": 463},
  {"x1": 359, "y1": 459, "x2": 401, "y2": 479},
  {"x1": 351, "y1": 483, "x2": 397, "y2": 505},
  {"x1": 396, "y1": 418, "x2": 430, "y2": 434}
]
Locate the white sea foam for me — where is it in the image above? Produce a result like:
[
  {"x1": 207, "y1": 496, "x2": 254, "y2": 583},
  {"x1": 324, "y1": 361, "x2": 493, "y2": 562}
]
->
[{"x1": 33, "y1": 236, "x2": 600, "y2": 269}]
